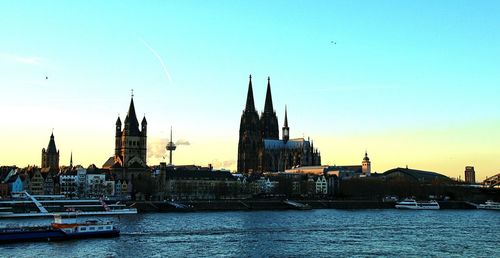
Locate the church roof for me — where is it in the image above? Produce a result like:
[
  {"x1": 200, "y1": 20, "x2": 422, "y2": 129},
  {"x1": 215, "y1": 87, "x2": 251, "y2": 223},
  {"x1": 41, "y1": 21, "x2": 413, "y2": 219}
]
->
[
  {"x1": 46, "y1": 133, "x2": 58, "y2": 154},
  {"x1": 263, "y1": 138, "x2": 308, "y2": 150},
  {"x1": 327, "y1": 165, "x2": 362, "y2": 173},
  {"x1": 124, "y1": 97, "x2": 141, "y2": 136}
]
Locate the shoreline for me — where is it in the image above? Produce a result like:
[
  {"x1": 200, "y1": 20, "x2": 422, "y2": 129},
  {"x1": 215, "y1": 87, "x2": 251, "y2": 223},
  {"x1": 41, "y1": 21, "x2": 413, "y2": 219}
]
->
[{"x1": 126, "y1": 199, "x2": 477, "y2": 212}]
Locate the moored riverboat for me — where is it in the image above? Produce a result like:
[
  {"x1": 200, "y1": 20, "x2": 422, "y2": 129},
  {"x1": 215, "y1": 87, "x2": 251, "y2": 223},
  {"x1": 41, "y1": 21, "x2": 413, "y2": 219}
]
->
[
  {"x1": 395, "y1": 199, "x2": 440, "y2": 210},
  {"x1": 0, "y1": 192, "x2": 137, "y2": 218},
  {"x1": 0, "y1": 215, "x2": 119, "y2": 243},
  {"x1": 477, "y1": 200, "x2": 500, "y2": 210}
]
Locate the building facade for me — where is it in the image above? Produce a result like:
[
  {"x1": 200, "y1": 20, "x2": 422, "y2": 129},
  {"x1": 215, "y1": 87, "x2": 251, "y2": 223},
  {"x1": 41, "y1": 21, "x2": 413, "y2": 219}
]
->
[
  {"x1": 464, "y1": 166, "x2": 475, "y2": 183},
  {"x1": 237, "y1": 76, "x2": 321, "y2": 175}
]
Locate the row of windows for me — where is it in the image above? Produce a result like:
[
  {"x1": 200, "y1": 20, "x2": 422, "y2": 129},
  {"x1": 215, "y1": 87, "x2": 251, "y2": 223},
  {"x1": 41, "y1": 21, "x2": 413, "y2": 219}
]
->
[{"x1": 80, "y1": 226, "x2": 112, "y2": 231}]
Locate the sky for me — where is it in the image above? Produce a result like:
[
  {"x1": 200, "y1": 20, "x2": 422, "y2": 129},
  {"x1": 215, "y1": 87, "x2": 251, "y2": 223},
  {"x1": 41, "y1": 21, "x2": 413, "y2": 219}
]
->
[{"x1": 0, "y1": 1, "x2": 499, "y2": 180}]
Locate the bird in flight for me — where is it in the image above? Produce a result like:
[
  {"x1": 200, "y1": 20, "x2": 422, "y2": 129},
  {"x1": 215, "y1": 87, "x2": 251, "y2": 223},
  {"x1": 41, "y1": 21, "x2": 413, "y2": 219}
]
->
[
  {"x1": 331, "y1": 41, "x2": 337, "y2": 44},
  {"x1": 45, "y1": 76, "x2": 48, "y2": 80}
]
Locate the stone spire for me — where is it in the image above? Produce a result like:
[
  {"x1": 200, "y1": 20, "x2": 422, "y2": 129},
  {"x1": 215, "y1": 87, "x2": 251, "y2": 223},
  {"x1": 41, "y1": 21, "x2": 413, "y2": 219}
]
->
[
  {"x1": 264, "y1": 76, "x2": 274, "y2": 113},
  {"x1": 47, "y1": 132, "x2": 57, "y2": 154},
  {"x1": 260, "y1": 76, "x2": 279, "y2": 139},
  {"x1": 238, "y1": 75, "x2": 263, "y2": 175},
  {"x1": 124, "y1": 96, "x2": 140, "y2": 136},
  {"x1": 245, "y1": 75, "x2": 256, "y2": 112}
]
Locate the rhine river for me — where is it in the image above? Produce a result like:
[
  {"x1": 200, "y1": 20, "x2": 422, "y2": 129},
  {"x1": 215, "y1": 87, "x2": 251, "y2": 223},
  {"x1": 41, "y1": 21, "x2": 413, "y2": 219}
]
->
[{"x1": 1, "y1": 209, "x2": 499, "y2": 257}]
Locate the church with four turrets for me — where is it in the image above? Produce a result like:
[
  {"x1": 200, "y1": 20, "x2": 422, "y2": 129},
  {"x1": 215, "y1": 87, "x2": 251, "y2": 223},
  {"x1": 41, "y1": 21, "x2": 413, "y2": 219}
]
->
[
  {"x1": 103, "y1": 95, "x2": 149, "y2": 182},
  {"x1": 238, "y1": 75, "x2": 321, "y2": 176}
]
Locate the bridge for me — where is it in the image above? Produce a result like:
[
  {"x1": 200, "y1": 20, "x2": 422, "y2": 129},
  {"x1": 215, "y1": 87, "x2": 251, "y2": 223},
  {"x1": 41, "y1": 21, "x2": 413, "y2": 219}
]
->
[{"x1": 483, "y1": 173, "x2": 500, "y2": 188}]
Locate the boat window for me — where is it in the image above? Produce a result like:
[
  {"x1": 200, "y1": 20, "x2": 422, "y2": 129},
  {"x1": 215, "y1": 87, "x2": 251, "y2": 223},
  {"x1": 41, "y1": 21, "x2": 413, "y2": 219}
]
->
[
  {"x1": 81, "y1": 227, "x2": 86, "y2": 231},
  {"x1": 106, "y1": 226, "x2": 111, "y2": 230},
  {"x1": 89, "y1": 227, "x2": 95, "y2": 230},
  {"x1": 98, "y1": 226, "x2": 103, "y2": 230}
]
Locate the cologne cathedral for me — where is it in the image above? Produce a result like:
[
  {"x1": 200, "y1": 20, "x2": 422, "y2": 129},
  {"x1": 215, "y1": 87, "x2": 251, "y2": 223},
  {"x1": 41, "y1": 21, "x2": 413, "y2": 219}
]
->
[{"x1": 237, "y1": 75, "x2": 321, "y2": 175}]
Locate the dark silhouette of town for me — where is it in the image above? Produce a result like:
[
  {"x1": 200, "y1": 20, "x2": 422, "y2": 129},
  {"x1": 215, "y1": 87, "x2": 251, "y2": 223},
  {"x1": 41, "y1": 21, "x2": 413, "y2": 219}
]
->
[{"x1": 1, "y1": 76, "x2": 499, "y2": 211}]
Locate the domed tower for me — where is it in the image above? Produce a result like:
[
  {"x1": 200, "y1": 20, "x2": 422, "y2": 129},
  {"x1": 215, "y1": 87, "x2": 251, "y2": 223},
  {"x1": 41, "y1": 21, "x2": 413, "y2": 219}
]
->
[
  {"x1": 237, "y1": 75, "x2": 263, "y2": 175},
  {"x1": 362, "y1": 151, "x2": 371, "y2": 176}
]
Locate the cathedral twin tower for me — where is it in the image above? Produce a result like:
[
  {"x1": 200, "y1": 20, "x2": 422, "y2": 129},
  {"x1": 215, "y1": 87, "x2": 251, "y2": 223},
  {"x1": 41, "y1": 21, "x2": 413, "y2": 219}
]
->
[{"x1": 238, "y1": 75, "x2": 321, "y2": 175}]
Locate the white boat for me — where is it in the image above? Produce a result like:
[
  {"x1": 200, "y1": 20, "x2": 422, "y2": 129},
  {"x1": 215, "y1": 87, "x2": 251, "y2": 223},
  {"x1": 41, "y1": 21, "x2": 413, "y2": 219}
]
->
[
  {"x1": 395, "y1": 199, "x2": 440, "y2": 210},
  {"x1": 478, "y1": 200, "x2": 500, "y2": 210},
  {"x1": 0, "y1": 191, "x2": 137, "y2": 218},
  {"x1": 0, "y1": 214, "x2": 119, "y2": 243}
]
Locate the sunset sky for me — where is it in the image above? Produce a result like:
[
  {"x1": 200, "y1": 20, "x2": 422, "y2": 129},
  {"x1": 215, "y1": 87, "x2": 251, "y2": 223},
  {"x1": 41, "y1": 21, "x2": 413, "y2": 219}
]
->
[{"x1": 1, "y1": 1, "x2": 499, "y2": 180}]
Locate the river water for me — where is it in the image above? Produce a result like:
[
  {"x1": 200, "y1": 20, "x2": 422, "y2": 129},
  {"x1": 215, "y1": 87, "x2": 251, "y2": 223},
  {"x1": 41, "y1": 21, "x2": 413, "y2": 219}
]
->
[{"x1": 0, "y1": 209, "x2": 499, "y2": 257}]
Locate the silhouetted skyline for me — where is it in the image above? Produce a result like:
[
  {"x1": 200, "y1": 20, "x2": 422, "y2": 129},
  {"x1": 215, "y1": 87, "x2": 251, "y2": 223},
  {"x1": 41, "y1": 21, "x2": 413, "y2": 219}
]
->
[{"x1": 1, "y1": 1, "x2": 499, "y2": 180}]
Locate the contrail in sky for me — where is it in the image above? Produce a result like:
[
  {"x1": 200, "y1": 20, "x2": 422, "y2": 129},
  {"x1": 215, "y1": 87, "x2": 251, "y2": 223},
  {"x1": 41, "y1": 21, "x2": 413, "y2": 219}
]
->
[{"x1": 139, "y1": 38, "x2": 173, "y2": 85}]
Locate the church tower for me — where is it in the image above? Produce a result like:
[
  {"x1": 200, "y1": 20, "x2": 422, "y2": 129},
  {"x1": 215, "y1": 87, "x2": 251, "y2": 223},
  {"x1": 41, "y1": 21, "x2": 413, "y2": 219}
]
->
[
  {"x1": 237, "y1": 75, "x2": 263, "y2": 175},
  {"x1": 114, "y1": 95, "x2": 148, "y2": 168},
  {"x1": 260, "y1": 77, "x2": 279, "y2": 139},
  {"x1": 282, "y1": 106, "x2": 289, "y2": 143},
  {"x1": 42, "y1": 132, "x2": 60, "y2": 170},
  {"x1": 362, "y1": 151, "x2": 371, "y2": 176}
]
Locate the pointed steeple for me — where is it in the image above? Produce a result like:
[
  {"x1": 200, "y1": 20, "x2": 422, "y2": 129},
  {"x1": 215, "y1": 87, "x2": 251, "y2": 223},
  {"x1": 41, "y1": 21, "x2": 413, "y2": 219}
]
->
[
  {"x1": 115, "y1": 116, "x2": 121, "y2": 126},
  {"x1": 284, "y1": 105, "x2": 288, "y2": 127},
  {"x1": 125, "y1": 96, "x2": 140, "y2": 135},
  {"x1": 282, "y1": 105, "x2": 289, "y2": 143},
  {"x1": 245, "y1": 75, "x2": 256, "y2": 112},
  {"x1": 47, "y1": 132, "x2": 57, "y2": 154},
  {"x1": 70, "y1": 151, "x2": 73, "y2": 167},
  {"x1": 264, "y1": 76, "x2": 274, "y2": 113}
]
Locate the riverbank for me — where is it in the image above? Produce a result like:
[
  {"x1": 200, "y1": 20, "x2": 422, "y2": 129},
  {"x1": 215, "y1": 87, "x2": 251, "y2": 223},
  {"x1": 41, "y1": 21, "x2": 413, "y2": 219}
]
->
[{"x1": 126, "y1": 199, "x2": 477, "y2": 212}]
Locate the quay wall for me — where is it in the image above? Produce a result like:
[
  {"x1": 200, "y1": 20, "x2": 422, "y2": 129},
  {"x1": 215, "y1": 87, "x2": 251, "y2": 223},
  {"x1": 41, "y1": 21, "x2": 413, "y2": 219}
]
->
[{"x1": 126, "y1": 199, "x2": 477, "y2": 212}]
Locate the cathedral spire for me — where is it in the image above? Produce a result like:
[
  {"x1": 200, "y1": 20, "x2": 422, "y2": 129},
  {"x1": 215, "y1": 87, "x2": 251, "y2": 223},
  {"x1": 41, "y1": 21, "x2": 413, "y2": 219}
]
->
[
  {"x1": 70, "y1": 151, "x2": 73, "y2": 168},
  {"x1": 264, "y1": 76, "x2": 274, "y2": 113},
  {"x1": 244, "y1": 74, "x2": 256, "y2": 112}
]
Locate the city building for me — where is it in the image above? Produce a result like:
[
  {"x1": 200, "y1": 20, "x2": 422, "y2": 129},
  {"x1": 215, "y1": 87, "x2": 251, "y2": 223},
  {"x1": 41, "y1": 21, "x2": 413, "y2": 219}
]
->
[
  {"x1": 464, "y1": 166, "x2": 476, "y2": 184},
  {"x1": 237, "y1": 76, "x2": 321, "y2": 175},
  {"x1": 60, "y1": 170, "x2": 78, "y2": 197},
  {"x1": 162, "y1": 168, "x2": 239, "y2": 200},
  {"x1": 315, "y1": 175, "x2": 328, "y2": 194},
  {"x1": 382, "y1": 167, "x2": 450, "y2": 183},
  {"x1": 28, "y1": 168, "x2": 44, "y2": 195}
]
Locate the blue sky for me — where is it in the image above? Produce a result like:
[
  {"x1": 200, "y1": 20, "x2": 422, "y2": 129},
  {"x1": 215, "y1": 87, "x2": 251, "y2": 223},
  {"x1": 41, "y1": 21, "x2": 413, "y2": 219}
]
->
[{"x1": 1, "y1": 1, "x2": 499, "y2": 179}]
